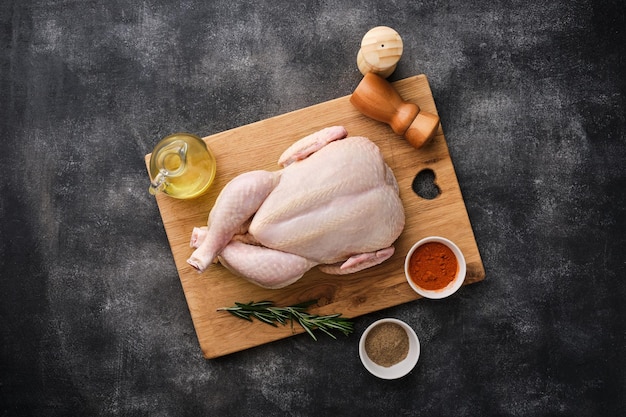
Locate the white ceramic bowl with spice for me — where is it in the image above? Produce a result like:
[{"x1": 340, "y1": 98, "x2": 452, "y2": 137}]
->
[
  {"x1": 404, "y1": 236, "x2": 467, "y2": 299},
  {"x1": 359, "y1": 318, "x2": 420, "y2": 379}
]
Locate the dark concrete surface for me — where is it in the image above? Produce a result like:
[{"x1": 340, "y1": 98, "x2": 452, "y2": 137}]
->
[{"x1": 2, "y1": 0, "x2": 625, "y2": 415}]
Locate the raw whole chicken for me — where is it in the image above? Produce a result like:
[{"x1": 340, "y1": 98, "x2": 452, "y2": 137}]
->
[{"x1": 187, "y1": 126, "x2": 405, "y2": 289}]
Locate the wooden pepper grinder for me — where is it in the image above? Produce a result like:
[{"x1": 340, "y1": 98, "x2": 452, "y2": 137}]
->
[
  {"x1": 350, "y1": 72, "x2": 441, "y2": 149},
  {"x1": 357, "y1": 26, "x2": 403, "y2": 78}
]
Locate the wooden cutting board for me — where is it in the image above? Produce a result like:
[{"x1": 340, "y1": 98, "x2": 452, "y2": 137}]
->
[{"x1": 145, "y1": 74, "x2": 485, "y2": 359}]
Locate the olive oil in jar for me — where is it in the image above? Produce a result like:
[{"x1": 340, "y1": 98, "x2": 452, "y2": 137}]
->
[{"x1": 149, "y1": 133, "x2": 216, "y2": 199}]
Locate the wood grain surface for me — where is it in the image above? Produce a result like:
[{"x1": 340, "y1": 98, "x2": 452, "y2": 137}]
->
[{"x1": 145, "y1": 74, "x2": 485, "y2": 359}]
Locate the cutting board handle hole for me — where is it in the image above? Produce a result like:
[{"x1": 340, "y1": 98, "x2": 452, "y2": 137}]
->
[{"x1": 412, "y1": 168, "x2": 440, "y2": 200}]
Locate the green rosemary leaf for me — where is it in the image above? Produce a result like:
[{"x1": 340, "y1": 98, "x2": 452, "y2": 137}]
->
[
  {"x1": 293, "y1": 313, "x2": 319, "y2": 341},
  {"x1": 316, "y1": 325, "x2": 338, "y2": 339},
  {"x1": 253, "y1": 313, "x2": 278, "y2": 327},
  {"x1": 230, "y1": 311, "x2": 253, "y2": 322},
  {"x1": 217, "y1": 300, "x2": 354, "y2": 340}
]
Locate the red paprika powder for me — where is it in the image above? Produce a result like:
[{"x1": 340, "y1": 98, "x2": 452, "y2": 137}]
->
[{"x1": 408, "y1": 241, "x2": 458, "y2": 290}]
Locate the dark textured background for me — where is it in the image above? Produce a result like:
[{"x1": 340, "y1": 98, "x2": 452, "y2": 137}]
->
[{"x1": 1, "y1": 0, "x2": 625, "y2": 415}]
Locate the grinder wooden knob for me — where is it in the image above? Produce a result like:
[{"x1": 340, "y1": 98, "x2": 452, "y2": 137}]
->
[
  {"x1": 357, "y1": 26, "x2": 403, "y2": 78},
  {"x1": 350, "y1": 73, "x2": 440, "y2": 149}
]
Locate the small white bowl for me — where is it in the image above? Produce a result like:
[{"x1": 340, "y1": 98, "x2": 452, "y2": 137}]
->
[
  {"x1": 404, "y1": 236, "x2": 467, "y2": 299},
  {"x1": 359, "y1": 318, "x2": 420, "y2": 379}
]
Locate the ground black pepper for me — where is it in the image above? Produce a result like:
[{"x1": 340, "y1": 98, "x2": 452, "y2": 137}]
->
[{"x1": 364, "y1": 322, "x2": 409, "y2": 367}]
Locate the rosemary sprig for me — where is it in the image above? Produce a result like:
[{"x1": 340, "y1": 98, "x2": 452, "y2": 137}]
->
[{"x1": 217, "y1": 300, "x2": 354, "y2": 341}]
